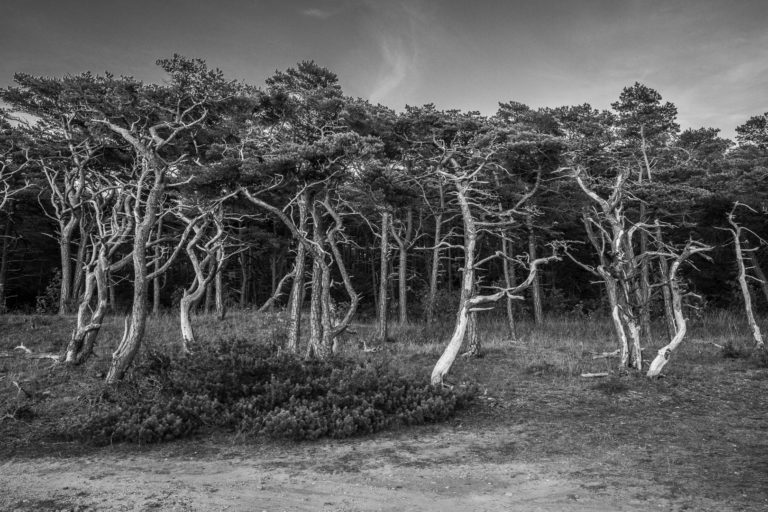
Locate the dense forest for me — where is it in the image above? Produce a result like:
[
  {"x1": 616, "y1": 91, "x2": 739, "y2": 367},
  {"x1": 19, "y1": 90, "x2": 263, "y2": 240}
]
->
[{"x1": 1, "y1": 56, "x2": 767, "y2": 383}]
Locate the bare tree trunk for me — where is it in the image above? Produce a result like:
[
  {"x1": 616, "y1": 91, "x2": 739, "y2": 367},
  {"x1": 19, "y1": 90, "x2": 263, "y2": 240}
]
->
[
  {"x1": 0, "y1": 217, "x2": 12, "y2": 313},
  {"x1": 72, "y1": 221, "x2": 89, "y2": 305},
  {"x1": 285, "y1": 196, "x2": 309, "y2": 352},
  {"x1": 375, "y1": 211, "x2": 390, "y2": 343},
  {"x1": 106, "y1": 164, "x2": 164, "y2": 383},
  {"x1": 152, "y1": 215, "x2": 163, "y2": 315},
  {"x1": 239, "y1": 245, "x2": 249, "y2": 308},
  {"x1": 746, "y1": 243, "x2": 768, "y2": 307},
  {"x1": 730, "y1": 214, "x2": 764, "y2": 348},
  {"x1": 638, "y1": 202, "x2": 652, "y2": 344},
  {"x1": 58, "y1": 217, "x2": 78, "y2": 315},
  {"x1": 392, "y1": 208, "x2": 413, "y2": 325},
  {"x1": 425, "y1": 204, "x2": 443, "y2": 324},
  {"x1": 65, "y1": 251, "x2": 109, "y2": 364},
  {"x1": 647, "y1": 241, "x2": 712, "y2": 377},
  {"x1": 215, "y1": 243, "x2": 226, "y2": 320},
  {"x1": 527, "y1": 214, "x2": 543, "y2": 324},
  {"x1": 107, "y1": 271, "x2": 116, "y2": 311},
  {"x1": 501, "y1": 236, "x2": 517, "y2": 339},
  {"x1": 655, "y1": 222, "x2": 676, "y2": 339},
  {"x1": 285, "y1": 248, "x2": 305, "y2": 352}
]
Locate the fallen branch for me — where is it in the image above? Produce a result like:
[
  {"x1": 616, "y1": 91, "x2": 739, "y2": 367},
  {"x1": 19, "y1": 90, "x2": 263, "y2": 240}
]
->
[
  {"x1": 591, "y1": 349, "x2": 620, "y2": 359},
  {"x1": 0, "y1": 345, "x2": 60, "y2": 361},
  {"x1": 581, "y1": 372, "x2": 610, "y2": 378}
]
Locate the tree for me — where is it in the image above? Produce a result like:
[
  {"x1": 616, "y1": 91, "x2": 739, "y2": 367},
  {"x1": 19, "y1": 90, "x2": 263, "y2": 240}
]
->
[
  {"x1": 736, "y1": 112, "x2": 768, "y2": 150},
  {"x1": 64, "y1": 55, "x2": 244, "y2": 382},
  {"x1": 425, "y1": 111, "x2": 560, "y2": 385},
  {"x1": 611, "y1": 82, "x2": 679, "y2": 343}
]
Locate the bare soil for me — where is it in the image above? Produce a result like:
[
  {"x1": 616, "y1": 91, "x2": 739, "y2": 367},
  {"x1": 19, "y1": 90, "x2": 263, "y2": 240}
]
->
[{"x1": 0, "y1": 426, "x2": 727, "y2": 512}]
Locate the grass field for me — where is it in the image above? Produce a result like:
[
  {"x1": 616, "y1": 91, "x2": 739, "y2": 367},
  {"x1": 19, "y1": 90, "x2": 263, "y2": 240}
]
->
[{"x1": 1, "y1": 310, "x2": 767, "y2": 511}]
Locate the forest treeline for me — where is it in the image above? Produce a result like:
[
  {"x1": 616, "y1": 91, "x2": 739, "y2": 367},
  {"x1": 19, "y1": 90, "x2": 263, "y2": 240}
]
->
[{"x1": 0, "y1": 56, "x2": 767, "y2": 382}]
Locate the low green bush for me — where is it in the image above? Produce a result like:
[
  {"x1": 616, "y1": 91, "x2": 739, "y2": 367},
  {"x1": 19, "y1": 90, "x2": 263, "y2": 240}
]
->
[{"x1": 68, "y1": 339, "x2": 474, "y2": 445}]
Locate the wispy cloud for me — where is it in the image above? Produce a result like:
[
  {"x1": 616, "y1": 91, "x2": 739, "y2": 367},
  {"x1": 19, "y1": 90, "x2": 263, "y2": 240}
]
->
[
  {"x1": 301, "y1": 8, "x2": 332, "y2": 20},
  {"x1": 364, "y1": 2, "x2": 423, "y2": 105}
]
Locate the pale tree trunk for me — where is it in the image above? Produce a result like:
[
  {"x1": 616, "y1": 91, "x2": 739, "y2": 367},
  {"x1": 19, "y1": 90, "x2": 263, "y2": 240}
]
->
[
  {"x1": 638, "y1": 132, "x2": 653, "y2": 345},
  {"x1": 745, "y1": 242, "x2": 768, "y2": 307},
  {"x1": 425, "y1": 204, "x2": 443, "y2": 324},
  {"x1": 431, "y1": 179, "x2": 556, "y2": 384},
  {"x1": 106, "y1": 164, "x2": 164, "y2": 383},
  {"x1": 730, "y1": 213, "x2": 764, "y2": 348},
  {"x1": 501, "y1": 236, "x2": 517, "y2": 339},
  {"x1": 285, "y1": 193, "x2": 308, "y2": 352},
  {"x1": 647, "y1": 241, "x2": 712, "y2": 377},
  {"x1": 307, "y1": 202, "x2": 325, "y2": 358},
  {"x1": 391, "y1": 207, "x2": 414, "y2": 325},
  {"x1": 215, "y1": 244, "x2": 226, "y2": 320},
  {"x1": 375, "y1": 211, "x2": 391, "y2": 343},
  {"x1": 152, "y1": 215, "x2": 163, "y2": 315},
  {"x1": 285, "y1": 247, "x2": 305, "y2": 352},
  {"x1": 655, "y1": 222, "x2": 677, "y2": 339},
  {"x1": 527, "y1": 214, "x2": 543, "y2": 324},
  {"x1": 431, "y1": 184, "x2": 476, "y2": 385},
  {"x1": 65, "y1": 251, "x2": 109, "y2": 364}
]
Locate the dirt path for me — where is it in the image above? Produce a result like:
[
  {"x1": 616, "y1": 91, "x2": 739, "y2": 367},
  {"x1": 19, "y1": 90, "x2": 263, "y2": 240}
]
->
[{"x1": 0, "y1": 425, "x2": 727, "y2": 512}]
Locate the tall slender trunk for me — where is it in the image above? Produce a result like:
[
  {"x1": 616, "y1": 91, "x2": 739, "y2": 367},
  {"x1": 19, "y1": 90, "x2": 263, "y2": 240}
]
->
[
  {"x1": 501, "y1": 236, "x2": 517, "y2": 339},
  {"x1": 152, "y1": 215, "x2": 163, "y2": 315},
  {"x1": 432, "y1": 183, "x2": 477, "y2": 385},
  {"x1": 392, "y1": 208, "x2": 413, "y2": 324},
  {"x1": 425, "y1": 202, "x2": 443, "y2": 324},
  {"x1": 106, "y1": 164, "x2": 164, "y2": 384},
  {"x1": 215, "y1": 244, "x2": 226, "y2": 320},
  {"x1": 745, "y1": 242, "x2": 768, "y2": 307},
  {"x1": 72, "y1": 221, "x2": 89, "y2": 304},
  {"x1": 286, "y1": 194, "x2": 308, "y2": 353},
  {"x1": 527, "y1": 214, "x2": 543, "y2": 324},
  {"x1": 655, "y1": 222, "x2": 676, "y2": 338},
  {"x1": 638, "y1": 202, "x2": 652, "y2": 343},
  {"x1": 58, "y1": 217, "x2": 79, "y2": 315},
  {"x1": 731, "y1": 224, "x2": 764, "y2": 348},
  {"x1": 239, "y1": 244, "x2": 249, "y2": 308},
  {"x1": 375, "y1": 211, "x2": 390, "y2": 343},
  {"x1": 65, "y1": 251, "x2": 109, "y2": 364},
  {"x1": 0, "y1": 217, "x2": 12, "y2": 313}
]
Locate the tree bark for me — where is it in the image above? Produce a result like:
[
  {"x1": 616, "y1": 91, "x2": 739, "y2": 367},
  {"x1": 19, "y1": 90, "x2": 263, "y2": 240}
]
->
[
  {"x1": 0, "y1": 217, "x2": 12, "y2": 313},
  {"x1": 745, "y1": 242, "x2": 768, "y2": 307},
  {"x1": 655, "y1": 222, "x2": 677, "y2": 339},
  {"x1": 286, "y1": 193, "x2": 308, "y2": 352},
  {"x1": 375, "y1": 210, "x2": 391, "y2": 343},
  {"x1": 730, "y1": 215, "x2": 764, "y2": 349},
  {"x1": 527, "y1": 214, "x2": 543, "y2": 324},
  {"x1": 152, "y1": 215, "x2": 163, "y2": 315},
  {"x1": 425, "y1": 199, "x2": 443, "y2": 324},
  {"x1": 391, "y1": 207, "x2": 413, "y2": 325},
  {"x1": 58, "y1": 217, "x2": 79, "y2": 315},
  {"x1": 65, "y1": 251, "x2": 109, "y2": 364}
]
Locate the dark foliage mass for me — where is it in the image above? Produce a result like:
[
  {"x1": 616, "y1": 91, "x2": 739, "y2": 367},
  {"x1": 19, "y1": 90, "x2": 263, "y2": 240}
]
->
[{"x1": 63, "y1": 340, "x2": 474, "y2": 444}]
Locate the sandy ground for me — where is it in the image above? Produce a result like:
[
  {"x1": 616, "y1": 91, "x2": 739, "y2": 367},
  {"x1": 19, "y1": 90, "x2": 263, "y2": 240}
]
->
[{"x1": 0, "y1": 425, "x2": 727, "y2": 512}]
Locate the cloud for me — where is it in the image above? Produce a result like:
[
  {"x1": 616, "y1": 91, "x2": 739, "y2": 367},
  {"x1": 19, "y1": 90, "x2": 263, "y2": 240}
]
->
[
  {"x1": 301, "y1": 8, "x2": 331, "y2": 19},
  {"x1": 364, "y1": 2, "x2": 422, "y2": 105}
]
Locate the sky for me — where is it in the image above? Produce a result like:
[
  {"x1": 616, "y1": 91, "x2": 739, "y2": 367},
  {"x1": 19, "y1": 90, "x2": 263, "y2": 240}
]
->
[{"x1": 1, "y1": 0, "x2": 766, "y2": 138}]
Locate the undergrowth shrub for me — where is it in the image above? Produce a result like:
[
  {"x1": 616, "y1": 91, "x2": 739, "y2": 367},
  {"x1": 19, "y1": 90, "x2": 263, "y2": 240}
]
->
[{"x1": 68, "y1": 338, "x2": 474, "y2": 445}]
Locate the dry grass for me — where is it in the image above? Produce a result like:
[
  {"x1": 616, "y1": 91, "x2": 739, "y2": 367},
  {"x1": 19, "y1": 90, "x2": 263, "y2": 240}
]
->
[{"x1": 1, "y1": 309, "x2": 767, "y2": 510}]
